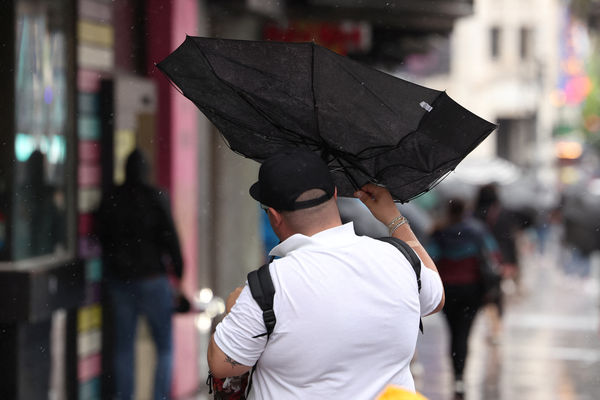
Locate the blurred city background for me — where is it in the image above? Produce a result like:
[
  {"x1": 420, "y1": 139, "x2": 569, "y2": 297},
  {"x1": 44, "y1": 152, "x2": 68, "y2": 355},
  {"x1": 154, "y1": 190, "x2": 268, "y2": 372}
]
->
[{"x1": 0, "y1": 0, "x2": 599, "y2": 399}]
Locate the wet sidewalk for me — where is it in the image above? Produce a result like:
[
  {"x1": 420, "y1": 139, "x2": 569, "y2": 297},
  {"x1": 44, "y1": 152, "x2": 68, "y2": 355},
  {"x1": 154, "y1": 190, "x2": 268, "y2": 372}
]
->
[{"x1": 414, "y1": 247, "x2": 600, "y2": 400}]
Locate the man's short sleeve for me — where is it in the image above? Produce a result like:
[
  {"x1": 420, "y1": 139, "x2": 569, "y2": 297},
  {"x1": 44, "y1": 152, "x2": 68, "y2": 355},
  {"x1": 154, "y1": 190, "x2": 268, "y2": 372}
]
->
[
  {"x1": 213, "y1": 284, "x2": 268, "y2": 367},
  {"x1": 418, "y1": 265, "x2": 444, "y2": 316}
]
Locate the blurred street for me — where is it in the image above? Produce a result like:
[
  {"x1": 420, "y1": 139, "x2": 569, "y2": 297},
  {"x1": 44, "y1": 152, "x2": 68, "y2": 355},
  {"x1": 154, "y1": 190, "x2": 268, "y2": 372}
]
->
[{"x1": 415, "y1": 238, "x2": 600, "y2": 400}]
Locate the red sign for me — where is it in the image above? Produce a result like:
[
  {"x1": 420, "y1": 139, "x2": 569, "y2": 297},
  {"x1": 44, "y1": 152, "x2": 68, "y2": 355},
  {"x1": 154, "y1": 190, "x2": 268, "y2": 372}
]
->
[{"x1": 263, "y1": 21, "x2": 371, "y2": 55}]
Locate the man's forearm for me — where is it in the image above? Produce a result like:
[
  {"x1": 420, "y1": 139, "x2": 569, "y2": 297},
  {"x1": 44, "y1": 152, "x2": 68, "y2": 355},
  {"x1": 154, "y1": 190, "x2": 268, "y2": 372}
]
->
[
  {"x1": 390, "y1": 218, "x2": 445, "y2": 314},
  {"x1": 354, "y1": 184, "x2": 439, "y2": 274},
  {"x1": 391, "y1": 222, "x2": 438, "y2": 274}
]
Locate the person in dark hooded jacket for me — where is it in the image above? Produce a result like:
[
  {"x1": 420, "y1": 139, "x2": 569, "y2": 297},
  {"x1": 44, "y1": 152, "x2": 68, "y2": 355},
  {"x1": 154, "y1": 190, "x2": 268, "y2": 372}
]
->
[{"x1": 97, "y1": 148, "x2": 183, "y2": 400}]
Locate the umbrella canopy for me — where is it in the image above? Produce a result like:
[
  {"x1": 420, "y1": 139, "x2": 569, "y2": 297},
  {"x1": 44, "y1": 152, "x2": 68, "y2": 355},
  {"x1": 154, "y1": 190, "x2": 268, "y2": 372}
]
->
[{"x1": 157, "y1": 36, "x2": 497, "y2": 202}]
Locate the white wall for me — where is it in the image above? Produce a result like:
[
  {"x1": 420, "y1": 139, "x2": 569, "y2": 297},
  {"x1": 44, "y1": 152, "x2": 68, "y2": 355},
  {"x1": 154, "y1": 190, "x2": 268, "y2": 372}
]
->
[{"x1": 442, "y1": 0, "x2": 561, "y2": 170}]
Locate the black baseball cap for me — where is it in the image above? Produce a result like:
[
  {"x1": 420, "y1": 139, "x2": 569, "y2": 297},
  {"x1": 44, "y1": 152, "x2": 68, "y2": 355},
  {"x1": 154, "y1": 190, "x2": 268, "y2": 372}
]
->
[{"x1": 250, "y1": 149, "x2": 335, "y2": 211}]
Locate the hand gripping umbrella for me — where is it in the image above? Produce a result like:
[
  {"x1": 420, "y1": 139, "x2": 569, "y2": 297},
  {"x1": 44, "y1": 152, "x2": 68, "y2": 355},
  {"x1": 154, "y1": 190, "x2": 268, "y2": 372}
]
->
[{"x1": 157, "y1": 36, "x2": 497, "y2": 202}]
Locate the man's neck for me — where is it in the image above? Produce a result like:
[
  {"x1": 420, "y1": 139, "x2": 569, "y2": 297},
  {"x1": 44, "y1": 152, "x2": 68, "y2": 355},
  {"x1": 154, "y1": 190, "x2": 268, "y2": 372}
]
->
[{"x1": 278, "y1": 219, "x2": 343, "y2": 242}]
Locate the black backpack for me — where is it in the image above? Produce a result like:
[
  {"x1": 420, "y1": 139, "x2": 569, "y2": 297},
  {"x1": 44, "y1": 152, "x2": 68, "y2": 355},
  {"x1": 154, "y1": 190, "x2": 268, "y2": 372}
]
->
[{"x1": 247, "y1": 236, "x2": 423, "y2": 339}]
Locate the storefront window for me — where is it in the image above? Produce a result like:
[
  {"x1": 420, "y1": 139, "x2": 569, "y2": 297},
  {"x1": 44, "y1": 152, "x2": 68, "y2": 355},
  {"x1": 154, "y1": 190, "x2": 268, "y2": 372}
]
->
[{"x1": 13, "y1": 0, "x2": 71, "y2": 260}]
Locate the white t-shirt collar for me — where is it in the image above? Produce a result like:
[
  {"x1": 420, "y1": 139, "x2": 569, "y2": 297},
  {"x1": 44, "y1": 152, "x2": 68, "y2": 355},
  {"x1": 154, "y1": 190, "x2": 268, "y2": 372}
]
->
[{"x1": 269, "y1": 222, "x2": 357, "y2": 257}]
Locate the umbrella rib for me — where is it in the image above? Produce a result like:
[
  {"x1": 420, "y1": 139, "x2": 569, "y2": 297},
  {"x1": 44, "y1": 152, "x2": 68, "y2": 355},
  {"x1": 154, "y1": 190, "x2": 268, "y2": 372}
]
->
[
  {"x1": 375, "y1": 155, "x2": 455, "y2": 176},
  {"x1": 181, "y1": 95, "x2": 317, "y2": 152},
  {"x1": 161, "y1": 70, "x2": 186, "y2": 97},
  {"x1": 235, "y1": 91, "x2": 321, "y2": 145},
  {"x1": 186, "y1": 96, "x2": 288, "y2": 140},
  {"x1": 188, "y1": 39, "x2": 322, "y2": 148},
  {"x1": 310, "y1": 43, "x2": 321, "y2": 139},
  {"x1": 158, "y1": 66, "x2": 277, "y2": 148},
  {"x1": 396, "y1": 170, "x2": 454, "y2": 203},
  {"x1": 177, "y1": 40, "x2": 370, "y2": 166},
  {"x1": 333, "y1": 57, "x2": 398, "y2": 115},
  {"x1": 376, "y1": 157, "x2": 461, "y2": 185},
  {"x1": 309, "y1": 45, "x2": 384, "y2": 181},
  {"x1": 335, "y1": 157, "x2": 362, "y2": 192}
]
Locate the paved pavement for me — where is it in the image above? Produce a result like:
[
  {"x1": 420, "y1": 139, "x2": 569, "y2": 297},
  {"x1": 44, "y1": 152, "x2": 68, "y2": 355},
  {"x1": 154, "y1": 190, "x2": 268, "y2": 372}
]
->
[{"x1": 414, "y1": 244, "x2": 600, "y2": 400}]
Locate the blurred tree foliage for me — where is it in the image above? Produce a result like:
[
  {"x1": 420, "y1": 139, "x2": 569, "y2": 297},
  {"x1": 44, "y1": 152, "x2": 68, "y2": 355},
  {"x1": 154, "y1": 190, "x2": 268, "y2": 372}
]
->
[
  {"x1": 581, "y1": 38, "x2": 600, "y2": 151},
  {"x1": 571, "y1": 0, "x2": 600, "y2": 152}
]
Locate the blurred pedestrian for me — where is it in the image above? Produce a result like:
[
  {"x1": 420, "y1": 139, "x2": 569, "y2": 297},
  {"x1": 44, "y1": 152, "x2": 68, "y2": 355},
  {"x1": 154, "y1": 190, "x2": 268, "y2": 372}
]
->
[
  {"x1": 14, "y1": 150, "x2": 65, "y2": 258},
  {"x1": 97, "y1": 149, "x2": 184, "y2": 400},
  {"x1": 474, "y1": 183, "x2": 520, "y2": 341},
  {"x1": 426, "y1": 198, "x2": 500, "y2": 399},
  {"x1": 207, "y1": 149, "x2": 445, "y2": 399}
]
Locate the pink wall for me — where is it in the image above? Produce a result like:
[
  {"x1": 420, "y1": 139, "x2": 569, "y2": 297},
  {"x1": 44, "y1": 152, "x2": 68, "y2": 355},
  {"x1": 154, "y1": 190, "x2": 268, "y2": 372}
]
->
[{"x1": 147, "y1": 0, "x2": 200, "y2": 397}]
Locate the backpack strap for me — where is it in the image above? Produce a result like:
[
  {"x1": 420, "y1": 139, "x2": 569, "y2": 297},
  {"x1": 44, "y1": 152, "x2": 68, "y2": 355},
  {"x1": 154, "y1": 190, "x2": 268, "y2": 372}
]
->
[
  {"x1": 377, "y1": 237, "x2": 424, "y2": 333},
  {"x1": 247, "y1": 263, "x2": 277, "y2": 338},
  {"x1": 246, "y1": 261, "x2": 276, "y2": 396}
]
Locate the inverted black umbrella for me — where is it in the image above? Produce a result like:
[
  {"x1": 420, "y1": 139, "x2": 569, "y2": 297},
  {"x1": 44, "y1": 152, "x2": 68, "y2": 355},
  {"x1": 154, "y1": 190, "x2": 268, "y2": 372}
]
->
[{"x1": 157, "y1": 36, "x2": 497, "y2": 202}]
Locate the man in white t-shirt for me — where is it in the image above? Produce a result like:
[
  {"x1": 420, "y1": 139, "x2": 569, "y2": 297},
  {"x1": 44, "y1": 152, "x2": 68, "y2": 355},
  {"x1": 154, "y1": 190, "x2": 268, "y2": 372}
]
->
[{"x1": 208, "y1": 149, "x2": 445, "y2": 399}]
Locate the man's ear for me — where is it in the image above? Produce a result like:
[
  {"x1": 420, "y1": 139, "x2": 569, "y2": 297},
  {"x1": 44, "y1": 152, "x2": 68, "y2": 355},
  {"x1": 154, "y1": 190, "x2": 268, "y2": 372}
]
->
[
  {"x1": 268, "y1": 207, "x2": 283, "y2": 228},
  {"x1": 333, "y1": 187, "x2": 338, "y2": 200}
]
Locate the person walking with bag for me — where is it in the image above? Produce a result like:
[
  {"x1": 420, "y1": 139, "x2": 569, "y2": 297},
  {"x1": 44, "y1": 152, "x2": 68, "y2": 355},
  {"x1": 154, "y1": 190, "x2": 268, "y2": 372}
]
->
[
  {"x1": 426, "y1": 198, "x2": 501, "y2": 400},
  {"x1": 207, "y1": 149, "x2": 444, "y2": 399}
]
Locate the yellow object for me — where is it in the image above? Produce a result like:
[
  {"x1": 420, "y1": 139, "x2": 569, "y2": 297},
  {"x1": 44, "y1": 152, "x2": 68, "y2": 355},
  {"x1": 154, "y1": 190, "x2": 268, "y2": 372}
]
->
[
  {"x1": 78, "y1": 304, "x2": 102, "y2": 332},
  {"x1": 114, "y1": 129, "x2": 136, "y2": 184},
  {"x1": 376, "y1": 385, "x2": 428, "y2": 400},
  {"x1": 78, "y1": 20, "x2": 115, "y2": 48}
]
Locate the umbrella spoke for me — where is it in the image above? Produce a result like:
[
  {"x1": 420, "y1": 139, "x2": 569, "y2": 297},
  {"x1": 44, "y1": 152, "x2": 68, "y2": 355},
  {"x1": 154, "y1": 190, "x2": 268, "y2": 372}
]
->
[
  {"x1": 189, "y1": 38, "x2": 321, "y2": 147},
  {"x1": 329, "y1": 54, "x2": 398, "y2": 116},
  {"x1": 182, "y1": 89, "x2": 323, "y2": 152}
]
